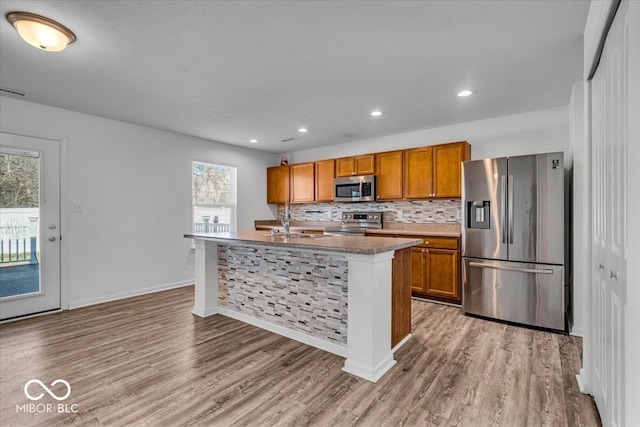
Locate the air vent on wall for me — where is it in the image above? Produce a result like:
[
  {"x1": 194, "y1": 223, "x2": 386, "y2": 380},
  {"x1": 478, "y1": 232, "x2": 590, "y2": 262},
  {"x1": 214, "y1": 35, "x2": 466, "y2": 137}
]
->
[
  {"x1": 0, "y1": 87, "x2": 26, "y2": 97},
  {"x1": 280, "y1": 137, "x2": 297, "y2": 143}
]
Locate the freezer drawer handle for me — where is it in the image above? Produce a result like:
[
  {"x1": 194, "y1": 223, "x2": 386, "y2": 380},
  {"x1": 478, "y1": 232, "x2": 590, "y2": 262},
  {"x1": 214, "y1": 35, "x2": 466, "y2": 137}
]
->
[{"x1": 468, "y1": 262, "x2": 553, "y2": 275}]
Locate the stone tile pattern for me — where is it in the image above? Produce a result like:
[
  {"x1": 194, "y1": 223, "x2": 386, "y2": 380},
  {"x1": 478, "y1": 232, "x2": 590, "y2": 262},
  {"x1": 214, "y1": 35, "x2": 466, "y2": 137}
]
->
[
  {"x1": 217, "y1": 244, "x2": 348, "y2": 345},
  {"x1": 279, "y1": 199, "x2": 462, "y2": 224}
]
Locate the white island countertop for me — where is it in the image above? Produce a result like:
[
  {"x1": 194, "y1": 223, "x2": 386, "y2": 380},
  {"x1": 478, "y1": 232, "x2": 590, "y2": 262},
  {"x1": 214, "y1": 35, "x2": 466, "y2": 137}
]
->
[{"x1": 185, "y1": 230, "x2": 422, "y2": 255}]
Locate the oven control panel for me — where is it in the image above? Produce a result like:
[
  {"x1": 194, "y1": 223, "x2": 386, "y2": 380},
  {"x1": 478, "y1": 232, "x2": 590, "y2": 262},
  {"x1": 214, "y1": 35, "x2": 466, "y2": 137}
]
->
[{"x1": 341, "y1": 212, "x2": 383, "y2": 226}]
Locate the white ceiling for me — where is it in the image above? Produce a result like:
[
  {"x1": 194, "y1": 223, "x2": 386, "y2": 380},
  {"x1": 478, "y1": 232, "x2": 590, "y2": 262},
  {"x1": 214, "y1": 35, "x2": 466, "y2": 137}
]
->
[{"x1": 0, "y1": 1, "x2": 589, "y2": 154}]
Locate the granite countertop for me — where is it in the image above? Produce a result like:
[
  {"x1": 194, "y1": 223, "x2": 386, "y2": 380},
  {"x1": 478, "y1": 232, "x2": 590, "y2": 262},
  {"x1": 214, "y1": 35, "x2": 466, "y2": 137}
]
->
[
  {"x1": 186, "y1": 230, "x2": 422, "y2": 255},
  {"x1": 365, "y1": 223, "x2": 461, "y2": 237},
  {"x1": 254, "y1": 220, "x2": 461, "y2": 237}
]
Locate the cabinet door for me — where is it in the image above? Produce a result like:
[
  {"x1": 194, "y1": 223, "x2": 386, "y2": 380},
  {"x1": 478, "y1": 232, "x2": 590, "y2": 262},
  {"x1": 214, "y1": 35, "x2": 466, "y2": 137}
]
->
[
  {"x1": 355, "y1": 154, "x2": 375, "y2": 175},
  {"x1": 433, "y1": 141, "x2": 470, "y2": 198},
  {"x1": 335, "y1": 157, "x2": 355, "y2": 177},
  {"x1": 266, "y1": 165, "x2": 289, "y2": 204},
  {"x1": 424, "y1": 248, "x2": 460, "y2": 302},
  {"x1": 376, "y1": 151, "x2": 403, "y2": 200},
  {"x1": 290, "y1": 162, "x2": 315, "y2": 203},
  {"x1": 404, "y1": 147, "x2": 433, "y2": 198},
  {"x1": 410, "y1": 247, "x2": 427, "y2": 293},
  {"x1": 314, "y1": 159, "x2": 335, "y2": 202}
]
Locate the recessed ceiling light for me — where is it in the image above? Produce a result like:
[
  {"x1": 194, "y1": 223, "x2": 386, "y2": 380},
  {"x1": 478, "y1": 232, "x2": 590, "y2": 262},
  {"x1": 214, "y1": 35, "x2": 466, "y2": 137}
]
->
[
  {"x1": 371, "y1": 110, "x2": 384, "y2": 117},
  {"x1": 249, "y1": 139, "x2": 258, "y2": 144},
  {"x1": 6, "y1": 11, "x2": 76, "y2": 52},
  {"x1": 457, "y1": 90, "x2": 473, "y2": 97},
  {"x1": 298, "y1": 127, "x2": 308, "y2": 133}
]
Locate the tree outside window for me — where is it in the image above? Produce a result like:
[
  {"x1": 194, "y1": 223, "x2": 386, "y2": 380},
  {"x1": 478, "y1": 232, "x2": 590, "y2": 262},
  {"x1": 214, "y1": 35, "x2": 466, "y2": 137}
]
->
[{"x1": 192, "y1": 162, "x2": 236, "y2": 233}]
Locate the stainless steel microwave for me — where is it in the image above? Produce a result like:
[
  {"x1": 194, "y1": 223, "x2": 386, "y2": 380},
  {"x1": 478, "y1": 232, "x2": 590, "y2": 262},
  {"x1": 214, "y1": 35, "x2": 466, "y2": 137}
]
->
[{"x1": 334, "y1": 175, "x2": 376, "y2": 202}]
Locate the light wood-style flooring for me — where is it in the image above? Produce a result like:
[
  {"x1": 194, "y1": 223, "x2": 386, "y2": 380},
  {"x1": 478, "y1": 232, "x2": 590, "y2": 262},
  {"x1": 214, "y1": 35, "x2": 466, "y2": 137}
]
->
[{"x1": 0, "y1": 286, "x2": 600, "y2": 426}]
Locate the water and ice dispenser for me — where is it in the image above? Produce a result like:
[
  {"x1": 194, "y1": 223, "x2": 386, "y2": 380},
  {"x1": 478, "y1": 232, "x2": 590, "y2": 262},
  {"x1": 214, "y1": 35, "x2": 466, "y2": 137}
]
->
[{"x1": 467, "y1": 201, "x2": 490, "y2": 229}]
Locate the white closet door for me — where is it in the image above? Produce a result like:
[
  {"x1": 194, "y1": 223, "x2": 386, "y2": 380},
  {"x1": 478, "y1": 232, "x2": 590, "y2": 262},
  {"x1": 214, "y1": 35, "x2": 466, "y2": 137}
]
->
[{"x1": 590, "y1": 1, "x2": 628, "y2": 426}]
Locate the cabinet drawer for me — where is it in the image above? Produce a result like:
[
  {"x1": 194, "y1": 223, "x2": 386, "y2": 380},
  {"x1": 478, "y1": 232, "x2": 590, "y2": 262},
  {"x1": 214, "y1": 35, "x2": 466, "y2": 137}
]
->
[{"x1": 399, "y1": 235, "x2": 459, "y2": 249}]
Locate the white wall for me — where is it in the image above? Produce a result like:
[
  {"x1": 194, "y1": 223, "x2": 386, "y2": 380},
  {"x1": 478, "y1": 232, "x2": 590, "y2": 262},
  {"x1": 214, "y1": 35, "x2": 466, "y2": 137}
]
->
[
  {"x1": 286, "y1": 106, "x2": 569, "y2": 163},
  {"x1": 0, "y1": 96, "x2": 278, "y2": 308}
]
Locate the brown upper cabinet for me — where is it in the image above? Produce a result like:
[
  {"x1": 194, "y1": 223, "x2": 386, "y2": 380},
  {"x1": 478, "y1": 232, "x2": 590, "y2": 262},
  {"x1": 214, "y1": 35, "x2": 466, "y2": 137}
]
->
[
  {"x1": 266, "y1": 165, "x2": 289, "y2": 204},
  {"x1": 404, "y1": 141, "x2": 470, "y2": 199},
  {"x1": 266, "y1": 141, "x2": 470, "y2": 204},
  {"x1": 335, "y1": 154, "x2": 375, "y2": 177},
  {"x1": 314, "y1": 159, "x2": 335, "y2": 202},
  {"x1": 433, "y1": 142, "x2": 470, "y2": 198},
  {"x1": 376, "y1": 150, "x2": 404, "y2": 200},
  {"x1": 290, "y1": 162, "x2": 315, "y2": 203},
  {"x1": 404, "y1": 146, "x2": 434, "y2": 199}
]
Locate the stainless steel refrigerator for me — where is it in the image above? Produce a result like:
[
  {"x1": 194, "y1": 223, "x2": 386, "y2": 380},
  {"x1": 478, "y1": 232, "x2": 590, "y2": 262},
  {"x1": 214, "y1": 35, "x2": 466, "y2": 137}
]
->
[{"x1": 461, "y1": 152, "x2": 567, "y2": 331}]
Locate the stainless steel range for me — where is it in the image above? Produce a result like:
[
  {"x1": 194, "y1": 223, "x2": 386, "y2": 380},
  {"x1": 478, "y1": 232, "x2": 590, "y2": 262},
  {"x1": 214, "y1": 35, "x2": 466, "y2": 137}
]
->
[{"x1": 324, "y1": 212, "x2": 383, "y2": 236}]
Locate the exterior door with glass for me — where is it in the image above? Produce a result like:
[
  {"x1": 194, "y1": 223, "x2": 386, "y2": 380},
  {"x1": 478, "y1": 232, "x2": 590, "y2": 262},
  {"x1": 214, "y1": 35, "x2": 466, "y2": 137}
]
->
[{"x1": 0, "y1": 132, "x2": 60, "y2": 320}]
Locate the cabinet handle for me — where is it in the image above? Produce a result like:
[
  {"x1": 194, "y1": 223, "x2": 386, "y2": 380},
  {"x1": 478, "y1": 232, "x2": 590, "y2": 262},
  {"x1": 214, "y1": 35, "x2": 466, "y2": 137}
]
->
[
  {"x1": 424, "y1": 240, "x2": 430, "y2": 245},
  {"x1": 610, "y1": 270, "x2": 617, "y2": 280},
  {"x1": 424, "y1": 249, "x2": 429, "y2": 254},
  {"x1": 597, "y1": 263, "x2": 605, "y2": 270}
]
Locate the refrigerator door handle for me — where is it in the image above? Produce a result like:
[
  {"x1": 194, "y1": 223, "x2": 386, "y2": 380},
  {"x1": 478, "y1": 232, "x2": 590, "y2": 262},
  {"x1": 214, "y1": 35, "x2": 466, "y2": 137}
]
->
[
  {"x1": 508, "y1": 175, "x2": 514, "y2": 244},
  {"x1": 468, "y1": 262, "x2": 554, "y2": 275},
  {"x1": 501, "y1": 175, "x2": 507, "y2": 244}
]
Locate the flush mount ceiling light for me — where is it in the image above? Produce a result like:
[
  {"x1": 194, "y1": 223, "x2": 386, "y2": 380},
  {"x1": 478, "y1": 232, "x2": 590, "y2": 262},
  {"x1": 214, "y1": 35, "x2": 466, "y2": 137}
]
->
[
  {"x1": 370, "y1": 110, "x2": 384, "y2": 117},
  {"x1": 298, "y1": 127, "x2": 308, "y2": 133},
  {"x1": 6, "y1": 11, "x2": 76, "y2": 52},
  {"x1": 457, "y1": 90, "x2": 473, "y2": 97},
  {"x1": 249, "y1": 139, "x2": 258, "y2": 144}
]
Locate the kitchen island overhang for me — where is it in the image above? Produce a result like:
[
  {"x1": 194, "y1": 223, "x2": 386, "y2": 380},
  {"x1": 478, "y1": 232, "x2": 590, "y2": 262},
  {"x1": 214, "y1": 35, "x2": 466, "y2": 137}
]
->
[{"x1": 185, "y1": 231, "x2": 421, "y2": 382}]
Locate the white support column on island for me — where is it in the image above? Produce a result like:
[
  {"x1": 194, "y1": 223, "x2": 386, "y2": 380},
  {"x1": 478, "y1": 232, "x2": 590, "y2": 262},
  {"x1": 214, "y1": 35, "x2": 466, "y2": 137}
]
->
[
  {"x1": 342, "y1": 250, "x2": 396, "y2": 383},
  {"x1": 192, "y1": 239, "x2": 219, "y2": 317}
]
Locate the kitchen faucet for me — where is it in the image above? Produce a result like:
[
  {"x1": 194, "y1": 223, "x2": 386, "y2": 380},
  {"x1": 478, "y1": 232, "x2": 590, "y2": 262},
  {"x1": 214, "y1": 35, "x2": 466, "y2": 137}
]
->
[{"x1": 281, "y1": 200, "x2": 291, "y2": 237}]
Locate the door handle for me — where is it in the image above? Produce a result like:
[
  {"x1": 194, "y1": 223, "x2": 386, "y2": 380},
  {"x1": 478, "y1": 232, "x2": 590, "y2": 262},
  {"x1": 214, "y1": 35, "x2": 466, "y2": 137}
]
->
[
  {"x1": 48, "y1": 236, "x2": 57, "y2": 242},
  {"x1": 468, "y1": 262, "x2": 553, "y2": 275},
  {"x1": 508, "y1": 175, "x2": 514, "y2": 244},
  {"x1": 500, "y1": 175, "x2": 507, "y2": 244}
]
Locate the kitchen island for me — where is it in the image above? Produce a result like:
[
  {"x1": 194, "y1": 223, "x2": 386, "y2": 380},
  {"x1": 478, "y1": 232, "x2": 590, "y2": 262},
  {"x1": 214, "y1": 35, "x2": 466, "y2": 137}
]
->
[{"x1": 185, "y1": 230, "x2": 420, "y2": 382}]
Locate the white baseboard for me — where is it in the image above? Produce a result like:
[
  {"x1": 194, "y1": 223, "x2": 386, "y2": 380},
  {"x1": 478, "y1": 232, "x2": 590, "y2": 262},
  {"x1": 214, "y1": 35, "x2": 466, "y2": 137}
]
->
[
  {"x1": 342, "y1": 355, "x2": 397, "y2": 383},
  {"x1": 391, "y1": 334, "x2": 412, "y2": 353},
  {"x1": 191, "y1": 306, "x2": 218, "y2": 317},
  {"x1": 576, "y1": 368, "x2": 589, "y2": 394},
  {"x1": 570, "y1": 326, "x2": 584, "y2": 337},
  {"x1": 68, "y1": 279, "x2": 193, "y2": 310},
  {"x1": 217, "y1": 307, "x2": 348, "y2": 358}
]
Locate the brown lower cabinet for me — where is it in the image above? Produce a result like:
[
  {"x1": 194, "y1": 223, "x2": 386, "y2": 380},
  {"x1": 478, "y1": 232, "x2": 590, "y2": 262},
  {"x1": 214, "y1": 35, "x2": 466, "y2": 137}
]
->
[
  {"x1": 370, "y1": 232, "x2": 461, "y2": 305},
  {"x1": 409, "y1": 236, "x2": 460, "y2": 304}
]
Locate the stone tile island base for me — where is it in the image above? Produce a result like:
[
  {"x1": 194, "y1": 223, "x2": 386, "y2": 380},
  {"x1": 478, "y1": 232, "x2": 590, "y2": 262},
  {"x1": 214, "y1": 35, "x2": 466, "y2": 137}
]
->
[{"x1": 188, "y1": 231, "x2": 420, "y2": 382}]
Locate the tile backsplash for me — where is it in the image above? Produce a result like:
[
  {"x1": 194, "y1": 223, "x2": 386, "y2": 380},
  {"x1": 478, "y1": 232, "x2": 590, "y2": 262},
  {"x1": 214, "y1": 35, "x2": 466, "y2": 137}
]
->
[{"x1": 279, "y1": 200, "x2": 462, "y2": 224}]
